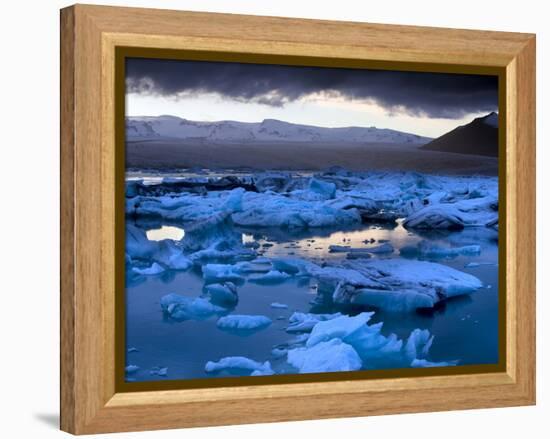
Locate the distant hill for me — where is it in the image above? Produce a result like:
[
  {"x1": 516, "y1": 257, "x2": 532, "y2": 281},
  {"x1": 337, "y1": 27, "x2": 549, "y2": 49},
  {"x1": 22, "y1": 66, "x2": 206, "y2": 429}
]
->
[
  {"x1": 126, "y1": 115, "x2": 432, "y2": 145},
  {"x1": 420, "y1": 112, "x2": 498, "y2": 157}
]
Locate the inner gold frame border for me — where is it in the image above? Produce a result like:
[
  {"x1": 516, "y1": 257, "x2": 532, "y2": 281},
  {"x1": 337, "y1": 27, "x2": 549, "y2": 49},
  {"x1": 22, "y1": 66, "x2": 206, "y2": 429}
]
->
[{"x1": 61, "y1": 4, "x2": 536, "y2": 434}]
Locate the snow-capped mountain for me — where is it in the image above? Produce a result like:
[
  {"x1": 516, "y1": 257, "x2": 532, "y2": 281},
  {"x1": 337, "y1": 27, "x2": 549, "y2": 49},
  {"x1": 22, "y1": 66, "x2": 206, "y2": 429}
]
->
[{"x1": 126, "y1": 115, "x2": 432, "y2": 145}]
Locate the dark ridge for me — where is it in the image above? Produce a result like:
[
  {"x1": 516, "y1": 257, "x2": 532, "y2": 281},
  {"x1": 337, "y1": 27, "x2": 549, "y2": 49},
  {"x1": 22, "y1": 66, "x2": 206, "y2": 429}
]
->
[{"x1": 421, "y1": 113, "x2": 498, "y2": 157}]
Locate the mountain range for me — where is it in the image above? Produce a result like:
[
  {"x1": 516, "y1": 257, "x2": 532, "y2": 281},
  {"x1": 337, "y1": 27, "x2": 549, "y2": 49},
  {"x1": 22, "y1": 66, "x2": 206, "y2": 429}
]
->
[{"x1": 126, "y1": 115, "x2": 432, "y2": 145}]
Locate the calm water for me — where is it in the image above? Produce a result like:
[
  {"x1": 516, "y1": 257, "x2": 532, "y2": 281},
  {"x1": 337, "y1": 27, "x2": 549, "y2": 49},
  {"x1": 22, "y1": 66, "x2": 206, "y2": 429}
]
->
[{"x1": 125, "y1": 219, "x2": 499, "y2": 382}]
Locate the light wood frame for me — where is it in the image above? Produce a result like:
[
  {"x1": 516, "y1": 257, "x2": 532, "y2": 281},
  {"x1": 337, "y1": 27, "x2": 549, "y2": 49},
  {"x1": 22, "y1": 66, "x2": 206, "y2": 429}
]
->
[{"x1": 60, "y1": 4, "x2": 536, "y2": 434}]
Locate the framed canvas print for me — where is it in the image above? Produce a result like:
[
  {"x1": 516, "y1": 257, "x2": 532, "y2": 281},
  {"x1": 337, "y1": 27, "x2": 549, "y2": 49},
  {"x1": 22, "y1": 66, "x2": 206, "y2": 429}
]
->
[{"x1": 60, "y1": 4, "x2": 536, "y2": 435}]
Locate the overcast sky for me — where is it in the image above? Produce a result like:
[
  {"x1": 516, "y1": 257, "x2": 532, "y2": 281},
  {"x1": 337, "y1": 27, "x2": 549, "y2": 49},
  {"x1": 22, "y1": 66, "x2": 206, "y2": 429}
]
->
[{"x1": 125, "y1": 58, "x2": 498, "y2": 138}]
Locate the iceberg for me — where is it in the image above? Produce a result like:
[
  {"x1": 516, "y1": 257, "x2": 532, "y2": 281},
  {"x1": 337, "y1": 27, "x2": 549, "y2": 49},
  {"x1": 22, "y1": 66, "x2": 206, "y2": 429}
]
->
[
  {"x1": 287, "y1": 339, "x2": 362, "y2": 373},
  {"x1": 132, "y1": 262, "x2": 165, "y2": 276},
  {"x1": 403, "y1": 329, "x2": 434, "y2": 362},
  {"x1": 204, "y1": 282, "x2": 238, "y2": 306},
  {"x1": 126, "y1": 224, "x2": 159, "y2": 260},
  {"x1": 351, "y1": 288, "x2": 436, "y2": 312},
  {"x1": 332, "y1": 258, "x2": 483, "y2": 311},
  {"x1": 403, "y1": 196, "x2": 498, "y2": 230},
  {"x1": 202, "y1": 264, "x2": 245, "y2": 284},
  {"x1": 216, "y1": 314, "x2": 272, "y2": 331},
  {"x1": 400, "y1": 241, "x2": 481, "y2": 259},
  {"x1": 205, "y1": 356, "x2": 274, "y2": 376},
  {"x1": 308, "y1": 178, "x2": 336, "y2": 199},
  {"x1": 248, "y1": 270, "x2": 291, "y2": 284},
  {"x1": 306, "y1": 312, "x2": 374, "y2": 348},
  {"x1": 286, "y1": 312, "x2": 343, "y2": 333},
  {"x1": 160, "y1": 293, "x2": 226, "y2": 321},
  {"x1": 155, "y1": 241, "x2": 193, "y2": 270}
]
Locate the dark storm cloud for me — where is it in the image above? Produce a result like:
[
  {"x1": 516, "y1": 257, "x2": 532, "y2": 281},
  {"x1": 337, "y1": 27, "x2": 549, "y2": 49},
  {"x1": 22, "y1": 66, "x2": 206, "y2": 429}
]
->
[{"x1": 126, "y1": 58, "x2": 498, "y2": 119}]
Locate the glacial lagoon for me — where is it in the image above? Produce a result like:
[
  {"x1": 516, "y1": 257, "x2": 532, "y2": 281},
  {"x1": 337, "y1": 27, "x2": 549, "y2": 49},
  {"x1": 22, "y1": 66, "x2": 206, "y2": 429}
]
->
[{"x1": 124, "y1": 169, "x2": 499, "y2": 381}]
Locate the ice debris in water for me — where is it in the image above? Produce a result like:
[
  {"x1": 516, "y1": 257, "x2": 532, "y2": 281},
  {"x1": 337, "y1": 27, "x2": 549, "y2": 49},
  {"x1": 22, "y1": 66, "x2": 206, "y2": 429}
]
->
[
  {"x1": 160, "y1": 293, "x2": 226, "y2": 321},
  {"x1": 125, "y1": 365, "x2": 140, "y2": 374},
  {"x1": 132, "y1": 262, "x2": 165, "y2": 275},
  {"x1": 149, "y1": 366, "x2": 168, "y2": 376},
  {"x1": 270, "y1": 302, "x2": 289, "y2": 309},
  {"x1": 205, "y1": 356, "x2": 274, "y2": 376},
  {"x1": 216, "y1": 314, "x2": 272, "y2": 331}
]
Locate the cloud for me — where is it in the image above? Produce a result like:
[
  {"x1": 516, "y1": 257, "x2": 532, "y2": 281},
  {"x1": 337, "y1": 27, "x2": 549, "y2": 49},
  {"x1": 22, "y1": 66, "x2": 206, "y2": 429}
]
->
[{"x1": 126, "y1": 58, "x2": 498, "y2": 119}]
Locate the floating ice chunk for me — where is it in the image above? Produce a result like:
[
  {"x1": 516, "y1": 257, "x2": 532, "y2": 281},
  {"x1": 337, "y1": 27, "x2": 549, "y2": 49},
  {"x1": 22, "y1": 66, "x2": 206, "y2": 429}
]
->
[
  {"x1": 155, "y1": 241, "x2": 192, "y2": 270},
  {"x1": 287, "y1": 339, "x2": 362, "y2": 373},
  {"x1": 286, "y1": 312, "x2": 343, "y2": 333},
  {"x1": 306, "y1": 312, "x2": 374, "y2": 348},
  {"x1": 271, "y1": 347, "x2": 288, "y2": 358},
  {"x1": 126, "y1": 224, "x2": 158, "y2": 259},
  {"x1": 160, "y1": 293, "x2": 225, "y2": 321},
  {"x1": 132, "y1": 262, "x2": 165, "y2": 275},
  {"x1": 248, "y1": 270, "x2": 291, "y2": 284},
  {"x1": 125, "y1": 365, "x2": 139, "y2": 374},
  {"x1": 345, "y1": 258, "x2": 483, "y2": 302},
  {"x1": 400, "y1": 241, "x2": 481, "y2": 259},
  {"x1": 272, "y1": 258, "x2": 318, "y2": 276},
  {"x1": 403, "y1": 196, "x2": 498, "y2": 230},
  {"x1": 345, "y1": 326, "x2": 404, "y2": 361},
  {"x1": 403, "y1": 205, "x2": 465, "y2": 230},
  {"x1": 204, "y1": 282, "x2": 238, "y2": 306},
  {"x1": 309, "y1": 178, "x2": 336, "y2": 199},
  {"x1": 216, "y1": 314, "x2": 272, "y2": 331},
  {"x1": 234, "y1": 260, "x2": 272, "y2": 274},
  {"x1": 149, "y1": 366, "x2": 168, "y2": 376},
  {"x1": 221, "y1": 187, "x2": 245, "y2": 213},
  {"x1": 205, "y1": 356, "x2": 273, "y2": 376},
  {"x1": 202, "y1": 264, "x2": 245, "y2": 283},
  {"x1": 362, "y1": 243, "x2": 394, "y2": 254},
  {"x1": 411, "y1": 359, "x2": 458, "y2": 368},
  {"x1": 404, "y1": 329, "x2": 434, "y2": 362},
  {"x1": 270, "y1": 302, "x2": 289, "y2": 309},
  {"x1": 351, "y1": 288, "x2": 436, "y2": 312}
]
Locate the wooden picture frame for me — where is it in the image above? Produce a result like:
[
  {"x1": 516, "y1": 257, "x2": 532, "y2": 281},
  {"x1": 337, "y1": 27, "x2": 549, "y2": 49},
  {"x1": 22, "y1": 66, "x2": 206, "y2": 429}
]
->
[{"x1": 60, "y1": 4, "x2": 536, "y2": 434}]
